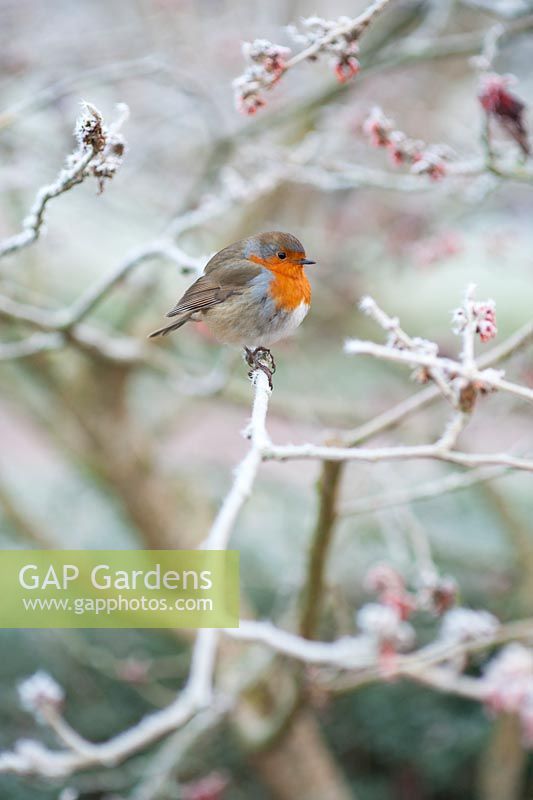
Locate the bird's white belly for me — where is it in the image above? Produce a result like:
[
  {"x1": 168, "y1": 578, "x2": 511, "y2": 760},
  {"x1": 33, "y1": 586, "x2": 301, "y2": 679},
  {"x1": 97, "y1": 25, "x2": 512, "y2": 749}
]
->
[{"x1": 251, "y1": 301, "x2": 310, "y2": 347}]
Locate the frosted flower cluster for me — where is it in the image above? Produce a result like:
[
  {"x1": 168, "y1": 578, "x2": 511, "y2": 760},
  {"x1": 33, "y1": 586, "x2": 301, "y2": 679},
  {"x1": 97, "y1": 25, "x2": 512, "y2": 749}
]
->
[
  {"x1": 233, "y1": 39, "x2": 291, "y2": 114},
  {"x1": 71, "y1": 102, "x2": 128, "y2": 193},
  {"x1": 452, "y1": 298, "x2": 497, "y2": 343},
  {"x1": 18, "y1": 671, "x2": 65, "y2": 721},
  {"x1": 363, "y1": 106, "x2": 450, "y2": 180},
  {"x1": 479, "y1": 72, "x2": 529, "y2": 156},
  {"x1": 233, "y1": 13, "x2": 369, "y2": 115},
  {"x1": 483, "y1": 643, "x2": 533, "y2": 746},
  {"x1": 364, "y1": 563, "x2": 416, "y2": 620},
  {"x1": 287, "y1": 16, "x2": 360, "y2": 83},
  {"x1": 364, "y1": 562, "x2": 458, "y2": 622},
  {"x1": 74, "y1": 102, "x2": 106, "y2": 153}
]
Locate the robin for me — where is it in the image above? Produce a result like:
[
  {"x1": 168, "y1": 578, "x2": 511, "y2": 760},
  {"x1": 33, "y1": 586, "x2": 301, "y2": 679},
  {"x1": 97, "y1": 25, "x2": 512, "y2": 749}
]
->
[{"x1": 149, "y1": 231, "x2": 315, "y2": 386}]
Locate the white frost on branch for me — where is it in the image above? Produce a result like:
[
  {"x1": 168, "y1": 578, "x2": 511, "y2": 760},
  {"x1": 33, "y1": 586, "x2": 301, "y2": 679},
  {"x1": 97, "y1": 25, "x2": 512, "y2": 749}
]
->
[
  {"x1": 347, "y1": 289, "x2": 533, "y2": 409},
  {"x1": 0, "y1": 102, "x2": 129, "y2": 260},
  {"x1": 233, "y1": 0, "x2": 393, "y2": 113},
  {"x1": 439, "y1": 608, "x2": 500, "y2": 644}
]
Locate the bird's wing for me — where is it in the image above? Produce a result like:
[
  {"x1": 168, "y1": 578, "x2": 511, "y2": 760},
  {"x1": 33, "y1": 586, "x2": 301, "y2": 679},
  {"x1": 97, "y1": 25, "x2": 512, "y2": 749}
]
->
[
  {"x1": 165, "y1": 260, "x2": 264, "y2": 318},
  {"x1": 203, "y1": 241, "x2": 247, "y2": 274}
]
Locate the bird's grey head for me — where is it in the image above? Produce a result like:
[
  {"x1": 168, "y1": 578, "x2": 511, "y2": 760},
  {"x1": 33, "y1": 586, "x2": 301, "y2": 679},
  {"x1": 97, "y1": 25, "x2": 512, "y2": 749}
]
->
[{"x1": 244, "y1": 231, "x2": 315, "y2": 266}]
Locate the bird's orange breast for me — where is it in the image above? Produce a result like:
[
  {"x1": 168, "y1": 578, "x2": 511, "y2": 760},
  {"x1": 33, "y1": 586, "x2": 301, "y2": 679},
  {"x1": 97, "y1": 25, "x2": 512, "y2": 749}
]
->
[
  {"x1": 269, "y1": 271, "x2": 311, "y2": 310},
  {"x1": 249, "y1": 255, "x2": 311, "y2": 310}
]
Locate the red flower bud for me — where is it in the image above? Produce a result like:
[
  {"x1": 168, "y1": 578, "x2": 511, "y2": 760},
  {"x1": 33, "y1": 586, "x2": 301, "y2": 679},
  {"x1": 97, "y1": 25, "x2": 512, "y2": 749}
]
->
[{"x1": 479, "y1": 73, "x2": 529, "y2": 156}]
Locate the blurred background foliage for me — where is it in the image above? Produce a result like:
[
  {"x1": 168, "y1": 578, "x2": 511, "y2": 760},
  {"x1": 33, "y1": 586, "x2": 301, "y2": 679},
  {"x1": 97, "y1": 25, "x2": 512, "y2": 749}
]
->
[{"x1": 0, "y1": 0, "x2": 532, "y2": 798}]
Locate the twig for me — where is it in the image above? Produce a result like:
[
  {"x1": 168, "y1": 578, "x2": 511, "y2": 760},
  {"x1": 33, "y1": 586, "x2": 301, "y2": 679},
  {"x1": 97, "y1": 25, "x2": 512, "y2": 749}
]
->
[
  {"x1": 344, "y1": 341, "x2": 533, "y2": 403},
  {"x1": 286, "y1": 0, "x2": 394, "y2": 70},
  {"x1": 129, "y1": 707, "x2": 226, "y2": 800},
  {"x1": 263, "y1": 441, "x2": 533, "y2": 472},
  {"x1": 0, "y1": 149, "x2": 96, "y2": 259},
  {"x1": 459, "y1": 0, "x2": 532, "y2": 21},
  {"x1": 358, "y1": 295, "x2": 457, "y2": 404},
  {"x1": 59, "y1": 241, "x2": 203, "y2": 328},
  {"x1": 329, "y1": 618, "x2": 533, "y2": 693},
  {"x1": 0, "y1": 103, "x2": 129, "y2": 261},
  {"x1": 0, "y1": 332, "x2": 65, "y2": 361},
  {"x1": 225, "y1": 618, "x2": 533, "y2": 672},
  {"x1": 227, "y1": 621, "x2": 371, "y2": 667},
  {"x1": 234, "y1": 0, "x2": 395, "y2": 111},
  {"x1": 340, "y1": 464, "x2": 508, "y2": 517},
  {"x1": 347, "y1": 294, "x2": 533, "y2": 406},
  {"x1": 0, "y1": 629, "x2": 222, "y2": 778}
]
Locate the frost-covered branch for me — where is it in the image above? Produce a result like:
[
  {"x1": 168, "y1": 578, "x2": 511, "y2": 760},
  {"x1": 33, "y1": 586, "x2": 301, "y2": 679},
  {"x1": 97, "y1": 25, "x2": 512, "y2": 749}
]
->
[
  {"x1": 201, "y1": 369, "x2": 271, "y2": 551},
  {"x1": 0, "y1": 628, "x2": 223, "y2": 778},
  {"x1": 264, "y1": 442, "x2": 533, "y2": 472},
  {"x1": 0, "y1": 103, "x2": 128, "y2": 260},
  {"x1": 233, "y1": 0, "x2": 394, "y2": 113},
  {"x1": 0, "y1": 332, "x2": 65, "y2": 361},
  {"x1": 226, "y1": 617, "x2": 533, "y2": 673},
  {"x1": 226, "y1": 617, "x2": 533, "y2": 742},
  {"x1": 346, "y1": 290, "x2": 533, "y2": 409},
  {"x1": 0, "y1": 292, "x2": 148, "y2": 365}
]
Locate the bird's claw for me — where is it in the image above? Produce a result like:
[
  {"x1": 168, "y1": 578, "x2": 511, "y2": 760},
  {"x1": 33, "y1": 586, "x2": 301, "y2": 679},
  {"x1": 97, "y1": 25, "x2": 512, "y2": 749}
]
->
[{"x1": 244, "y1": 347, "x2": 276, "y2": 390}]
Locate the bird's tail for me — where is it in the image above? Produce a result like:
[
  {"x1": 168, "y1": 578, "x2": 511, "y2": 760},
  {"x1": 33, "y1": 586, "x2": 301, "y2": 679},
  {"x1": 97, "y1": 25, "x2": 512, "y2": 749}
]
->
[{"x1": 148, "y1": 313, "x2": 192, "y2": 338}]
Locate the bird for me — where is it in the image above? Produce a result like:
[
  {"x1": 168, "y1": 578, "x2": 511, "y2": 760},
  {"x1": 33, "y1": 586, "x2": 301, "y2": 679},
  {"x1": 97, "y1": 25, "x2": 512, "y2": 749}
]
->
[{"x1": 149, "y1": 231, "x2": 315, "y2": 386}]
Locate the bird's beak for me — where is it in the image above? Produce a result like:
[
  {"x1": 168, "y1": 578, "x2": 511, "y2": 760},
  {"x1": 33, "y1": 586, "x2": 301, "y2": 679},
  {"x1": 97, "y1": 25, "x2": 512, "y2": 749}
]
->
[{"x1": 298, "y1": 258, "x2": 316, "y2": 265}]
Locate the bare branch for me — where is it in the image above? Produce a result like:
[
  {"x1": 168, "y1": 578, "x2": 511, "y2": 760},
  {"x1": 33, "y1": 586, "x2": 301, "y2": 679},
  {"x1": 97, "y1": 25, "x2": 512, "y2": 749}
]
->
[
  {"x1": 340, "y1": 464, "x2": 508, "y2": 517},
  {"x1": 263, "y1": 441, "x2": 533, "y2": 472},
  {"x1": 0, "y1": 332, "x2": 64, "y2": 361}
]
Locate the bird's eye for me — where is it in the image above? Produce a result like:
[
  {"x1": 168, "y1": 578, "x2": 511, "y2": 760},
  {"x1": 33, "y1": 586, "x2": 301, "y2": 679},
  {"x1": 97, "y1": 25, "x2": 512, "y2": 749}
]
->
[{"x1": 277, "y1": 251, "x2": 287, "y2": 260}]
